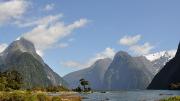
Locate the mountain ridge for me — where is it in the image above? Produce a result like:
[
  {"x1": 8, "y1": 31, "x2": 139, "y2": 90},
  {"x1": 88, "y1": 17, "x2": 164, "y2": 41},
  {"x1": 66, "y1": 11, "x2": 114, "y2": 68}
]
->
[
  {"x1": 103, "y1": 51, "x2": 153, "y2": 90},
  {"x1": 145, "y1": 50, "x2": 176, "y2": 62},
  {"x1": 63, "y1": 58, "x2": 112, "y2": 90},
  {"x1": 148, "y1": 42, "x2": 180, "y2": 89},
  {"x1": 63, "y1": 49, "x2": 177, "y2": 90},
  {"x1": 0, "y1": 38, "x2": 67, "y2": 88}
]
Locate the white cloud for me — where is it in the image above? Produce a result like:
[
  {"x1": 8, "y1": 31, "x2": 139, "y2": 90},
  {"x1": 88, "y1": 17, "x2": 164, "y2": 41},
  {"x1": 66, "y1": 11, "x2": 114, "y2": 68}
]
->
[
  {"x1": 119, "y1": 34, "x2": 141, "y2": 46},
  {"x1": 22, "y1": 14, "x2": 88, "y2": 53},
  {"x1": 60, "y1": 61, "x2": 84, "y2": 68},
  {"x1": 130, "y1": 42, "x2": 154, "y2": 55},
  {"x1": 61, "y1": 47, "x2": 115, "y2": 68},
  {"x1": 0, "y1": 43, "x2": 8, "y2": 53},
  {"x1": 118, "y1": 34, "x2": 154, "y2": 55},
  {"x1": 57, "y1": 43, "x2": 69, "y2": 48},
  {"x1": 44, "y1": 3, "x2": 54, "y2": 11},
  {"x1": 17, "y1": 14, "x2": 63, "y2": 27},
  {"x1": 88, "y1": 47, "x2": 115, "y2": 64},
  {"x1": 0, "y1": 0, "x2": 29, "y2": 25}
]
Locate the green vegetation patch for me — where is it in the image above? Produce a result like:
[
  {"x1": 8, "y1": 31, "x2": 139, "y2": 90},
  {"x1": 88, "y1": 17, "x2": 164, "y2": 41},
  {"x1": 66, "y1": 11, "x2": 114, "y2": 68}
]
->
[
  {"x1": 0, "y1": 91, "x2": 81, "y2": 101},
  {"x1": 0, "y1": 70, "x2": 23, "y2": 91},
  {"x1": 73, "y1": 78, "x2": 92, "y2": 93},
  {"x1": 0, "y1": 91, "x2": 62, "y2": 101},
  {"x1": 160, "y1": 96, "x2": 180, "y2": 101}
]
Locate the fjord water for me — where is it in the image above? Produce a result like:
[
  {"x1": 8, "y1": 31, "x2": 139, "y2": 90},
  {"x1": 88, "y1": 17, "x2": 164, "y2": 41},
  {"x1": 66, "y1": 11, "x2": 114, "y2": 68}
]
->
[{"x1": 81, "y1": 90, "x2": 180, "y2": 101}]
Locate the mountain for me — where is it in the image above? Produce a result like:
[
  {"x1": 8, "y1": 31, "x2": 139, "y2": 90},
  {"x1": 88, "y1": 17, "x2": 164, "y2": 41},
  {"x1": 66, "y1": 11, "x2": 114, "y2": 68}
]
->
[
  {"x1": 145, "y1": 50, "x2": 176, "y2": 74},
  {"x1": 0, "y1": 38, "x2": 67, "y2": 88},
  {"x1": 148, "y1": 43, "x2": 180, "y2": 89},
  {"x1": 103, "y1": 51, "x2": 154, "y2": 90},
  {"x1": 63, "y1": 58, "x2": 112, "y2": 90},
  {"x1": 145, "y1": 50, "x2": 176, "y2": 62}
]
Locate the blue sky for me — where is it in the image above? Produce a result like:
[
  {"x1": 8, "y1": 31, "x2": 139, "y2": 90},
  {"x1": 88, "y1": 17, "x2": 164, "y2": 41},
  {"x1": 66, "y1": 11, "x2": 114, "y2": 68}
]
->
[{"x1": 0, "y1": 0, "x2": 180, "y2": 76}]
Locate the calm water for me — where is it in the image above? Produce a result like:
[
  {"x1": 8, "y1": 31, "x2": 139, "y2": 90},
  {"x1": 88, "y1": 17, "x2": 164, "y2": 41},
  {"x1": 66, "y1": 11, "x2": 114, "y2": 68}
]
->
[{"x1": 80, "y1": 90, "x2": 180, "y2": 101}]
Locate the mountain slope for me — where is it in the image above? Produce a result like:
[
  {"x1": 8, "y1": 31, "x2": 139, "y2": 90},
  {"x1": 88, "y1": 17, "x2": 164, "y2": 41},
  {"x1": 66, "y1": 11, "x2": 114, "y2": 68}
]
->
[
  {"x1": 145, "y1": 50, "x2": 176, "y2": 74},
  {"x1": 63, "y1": 58, "x2": 112, "y2": 90},
  {"x1": 148, "y1": 43, "x2": 180, "y2": 89},
  {"x1": 104, "y1": 51, "x2": 153, "y2": 90},
  {"x1": 0, "y1": 38, "x2": 67, "y2": 88},
  {"x1": 145, "y1": 50, "x2": 176, "y2": 62}
]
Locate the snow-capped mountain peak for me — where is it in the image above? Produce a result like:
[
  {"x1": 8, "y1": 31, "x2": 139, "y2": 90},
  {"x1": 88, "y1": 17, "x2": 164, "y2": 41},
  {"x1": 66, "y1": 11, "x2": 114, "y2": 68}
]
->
[
  {"x1": 145, "y1": 50, "x2": 176, "y2": 62},
  {"x1": 144, "y1": 50, "x2": 177, "y2": 74}
]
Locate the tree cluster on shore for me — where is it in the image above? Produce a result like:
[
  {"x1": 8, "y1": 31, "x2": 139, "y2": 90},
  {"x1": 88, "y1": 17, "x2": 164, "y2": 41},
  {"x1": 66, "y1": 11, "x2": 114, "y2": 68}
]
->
[
  {"x1": 0, "y1": 70, "x2": 81, "y2": 101},
  {"x1": 0, "y1": 70, "x2": 23, "y2": 91},
  {"x1": 169, "y1": 83, "x2": 180, "y2": 90},
  {"x1": 30, "y1": 85, "x2": 69, "y2": 92},
  {"x1": 73, "y1": 78, "x2": 92, "y2": 92},
  {"x1": 0, "y1": 70, "x2": 69, "y2": 92},
  {"x1": 160, "y1": 96, "x2": 180, "y2": 101},
  {"x1": 0, "y1": 91, "x2": 81, "y2": 101}
]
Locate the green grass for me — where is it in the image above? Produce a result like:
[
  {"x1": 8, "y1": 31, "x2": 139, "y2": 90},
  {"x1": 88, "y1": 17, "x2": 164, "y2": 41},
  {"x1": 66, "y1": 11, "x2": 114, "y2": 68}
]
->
[
  {"x1": 0, "y1": 90, "x2": 81, "y2": 101},
  {"x1": 160, "y1": 96, "x2": 180, "y2": 101},
  {"x1": 0, "y1": 91, "x2": 51, "y2": 101}
]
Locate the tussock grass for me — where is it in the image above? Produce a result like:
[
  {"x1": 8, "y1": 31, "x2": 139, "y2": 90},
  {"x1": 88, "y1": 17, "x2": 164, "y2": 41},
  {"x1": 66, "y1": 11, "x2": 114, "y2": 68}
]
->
[
  {"x1": 0, "y1": 91, "x2": 81, "y2": 101},
  {"x1": 160, "y1": 96, "x2": 180, "y2": 101}
]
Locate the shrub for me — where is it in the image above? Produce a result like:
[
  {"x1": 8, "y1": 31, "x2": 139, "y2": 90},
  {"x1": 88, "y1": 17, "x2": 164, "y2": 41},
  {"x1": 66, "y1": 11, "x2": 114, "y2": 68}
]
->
[
  {"x1": 52, "y1": 96, "x2": 62, "y2": 101},
  {"x1": 36, "y1": 93, "x2": 48, "y2": 101},
  {"x1": 160, "y1": 96, "x2": 180, "y2": 101},
  {"x1": 0, "y1": 91, "x2": 25, "y2": 101},
  {"x1": 0, "y1": 83, "x2": 5, "y2": 91},
  {"x1": 0, "y1": 70, "x2": 23, "y2": 91},
  {"x1": 0, "y1": 91, "x2": 79, "y2": 101},
  {"x1": 72, "y1": 86, "x2": 82, "y2": 92},
  {"x1": 46, "y1": 86, "x2": 69, "y2": 92}
]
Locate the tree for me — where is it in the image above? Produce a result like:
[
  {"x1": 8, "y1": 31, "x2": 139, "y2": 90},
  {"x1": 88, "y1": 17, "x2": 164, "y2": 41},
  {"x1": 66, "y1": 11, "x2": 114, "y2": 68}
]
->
[
  {"x1": 0, "y1": 70, "x2": 23, "y2": 91},
  {"x1": 72, "y1": 86, "x2": 82, "y2": 92},
  {"x1": 5, "y1": 70, "x2": 23, "y2": 90},
  {"x1": 79, "y1": 78, "x2": 90, "y2": 91},
  {"x1": 170, "y1": 83, "x2": 180, "y2": 90},
  {"x1": 0, "y1": 72, "x2": 7, "y2": 91}
]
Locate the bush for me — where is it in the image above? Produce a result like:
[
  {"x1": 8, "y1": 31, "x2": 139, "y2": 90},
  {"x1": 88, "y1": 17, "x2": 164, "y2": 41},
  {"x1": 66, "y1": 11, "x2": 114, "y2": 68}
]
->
[
  {"x1": 72, "y1": 86, "x2": 82, "y2": 92},
  {"x1": 24, "y1": 94, "x2": 37, "y2": 101},
  {"x1": 0, "y1": 70, "x2": 23, "y2": 91},
  {"x1": 46, "y1": 86, "x2": 69, "y2": 92},
  {"x1": 9, "y1": 92, "x2": 25, "y2": 101},
  {"x1": 0, "y1": 91, "x2": 79, "y2": 101},
  {"x1": 52, "y1": 96, "x2": 62, "y2": 101},
  {"x1": 36, "y1": 93, "x2": 48, "y2": 101},
  {"x1": 160, "y1": 96, "x2": 180, "y2": 101},
  {"x1": 0, "y1": 83, "x2": 5, "y2": 91},
  {"x1": 0, "y1": 91, "x2": 25, "y2": 101}
]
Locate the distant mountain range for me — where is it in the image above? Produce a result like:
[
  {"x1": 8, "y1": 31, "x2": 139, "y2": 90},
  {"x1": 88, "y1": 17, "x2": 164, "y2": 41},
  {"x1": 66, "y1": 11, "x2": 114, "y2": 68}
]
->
[
  {"x1": 1, "y1": 38, "x2": 178, "y2": 90},
  {"x1": 0, "y1": 38, "x2": 67, "y2": 88},
  {"x1": 64, "y1": 49, "x2": 176, "y2": 90}
]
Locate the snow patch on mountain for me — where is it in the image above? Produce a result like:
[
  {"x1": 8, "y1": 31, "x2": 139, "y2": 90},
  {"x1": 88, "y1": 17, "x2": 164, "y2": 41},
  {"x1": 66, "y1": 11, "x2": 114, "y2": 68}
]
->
[
  {"x1": 144, "y1": 50, "x2": 176, "y2": 74},
  {"x1": 145, "y1": 50, "x2": 176, "y2": 62}
]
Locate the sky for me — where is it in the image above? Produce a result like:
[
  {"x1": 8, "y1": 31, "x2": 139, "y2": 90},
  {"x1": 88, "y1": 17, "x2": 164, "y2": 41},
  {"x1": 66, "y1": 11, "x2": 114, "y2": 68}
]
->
[{"x1": 0, "y1": 0, "x2": 180, "y2": 76}]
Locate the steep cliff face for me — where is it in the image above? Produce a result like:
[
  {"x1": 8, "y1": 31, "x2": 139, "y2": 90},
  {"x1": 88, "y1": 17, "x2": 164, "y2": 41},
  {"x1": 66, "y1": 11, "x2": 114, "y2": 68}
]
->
[
  {"x1": 63, "y1": 58, "x2": 112, "y2": 90},
  {"x1": 104, "y1": 51, "x2": 153, "y2": 90},
  {"x1": 0, "y1": 38, "x2": 67, "y2": 88},
  {"x1": 148, "y1": 43, "x2": 180, "y2": 90},
  {"x1": 145, "y1": 50, "x2": 176, "y2": 74}
]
